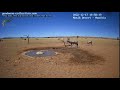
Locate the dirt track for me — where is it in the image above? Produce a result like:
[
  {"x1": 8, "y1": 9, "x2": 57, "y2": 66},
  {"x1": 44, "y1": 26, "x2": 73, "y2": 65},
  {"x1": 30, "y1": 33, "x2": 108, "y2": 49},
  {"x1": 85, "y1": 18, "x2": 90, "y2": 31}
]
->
[{"x1": 0, "y1": 38, "x2": 119, "y2": 78}]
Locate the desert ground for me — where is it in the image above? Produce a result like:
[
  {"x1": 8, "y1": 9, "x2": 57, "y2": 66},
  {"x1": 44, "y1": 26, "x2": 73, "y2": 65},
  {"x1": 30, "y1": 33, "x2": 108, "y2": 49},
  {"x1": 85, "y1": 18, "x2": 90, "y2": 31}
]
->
[{"x1": 0, "y1": 37, "x2": 119, "y2": 78}]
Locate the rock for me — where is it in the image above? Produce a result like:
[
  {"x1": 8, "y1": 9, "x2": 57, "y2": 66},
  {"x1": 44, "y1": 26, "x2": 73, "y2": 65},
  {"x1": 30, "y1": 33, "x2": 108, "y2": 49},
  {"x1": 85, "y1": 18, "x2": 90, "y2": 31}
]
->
[
  {"x1": 13, "y1": 64, "x2": 17, "y2": 66},
  {"x1": 36, "y1": 51, "x2": 44, "y2": 55},
  {"x1": 6, "y1": 59, "x2": 9, "y2": 61},
  {"x1": 55, "y1": 52, "x2": 60, "y2": 55}
]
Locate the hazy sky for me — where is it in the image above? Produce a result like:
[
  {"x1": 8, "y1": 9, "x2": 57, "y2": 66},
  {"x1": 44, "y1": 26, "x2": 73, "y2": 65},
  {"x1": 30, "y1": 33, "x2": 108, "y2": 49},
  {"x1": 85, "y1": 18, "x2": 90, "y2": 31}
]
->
[{"x1": 0, "y1": 12, "x2": 119, "y2": 38}]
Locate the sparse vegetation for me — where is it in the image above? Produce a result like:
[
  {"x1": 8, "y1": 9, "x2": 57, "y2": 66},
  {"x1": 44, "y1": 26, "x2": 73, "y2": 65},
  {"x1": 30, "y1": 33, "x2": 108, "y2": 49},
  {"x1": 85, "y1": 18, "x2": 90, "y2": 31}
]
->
[{"x1": 0, "y1": 37, "x2": 119, "y2": 78}]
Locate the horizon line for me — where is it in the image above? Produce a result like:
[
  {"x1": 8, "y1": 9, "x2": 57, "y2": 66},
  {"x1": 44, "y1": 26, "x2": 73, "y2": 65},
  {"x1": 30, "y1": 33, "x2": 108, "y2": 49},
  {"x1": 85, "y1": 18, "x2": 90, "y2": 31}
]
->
[{"x1": 0, "y1": 35, "x2": 119, "y2": 39}]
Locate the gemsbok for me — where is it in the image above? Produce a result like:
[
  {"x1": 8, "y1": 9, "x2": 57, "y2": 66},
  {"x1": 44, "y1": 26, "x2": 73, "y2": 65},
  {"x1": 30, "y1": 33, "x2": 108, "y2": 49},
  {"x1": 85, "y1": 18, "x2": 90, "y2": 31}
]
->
[
  {"x1": 67, "y1": 40, "x2": 78, "y2": 47},
  {"x1": 87, "y1": 41, "x2": 92, "y2": 45}
]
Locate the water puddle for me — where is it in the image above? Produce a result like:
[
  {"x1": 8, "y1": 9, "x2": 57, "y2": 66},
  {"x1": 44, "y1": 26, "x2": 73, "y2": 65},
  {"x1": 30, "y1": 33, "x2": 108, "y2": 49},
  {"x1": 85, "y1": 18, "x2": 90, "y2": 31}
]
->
[{"x1": 25, "y1": 50, "x2": 56, "y2": 57}]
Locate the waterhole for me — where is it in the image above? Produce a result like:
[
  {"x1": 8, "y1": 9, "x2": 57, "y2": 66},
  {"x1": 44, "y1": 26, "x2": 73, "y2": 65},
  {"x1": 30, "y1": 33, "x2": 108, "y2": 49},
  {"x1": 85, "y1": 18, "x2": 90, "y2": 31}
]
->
[{"x1": 25, "y1": 50, "x2": 57, "y2": 57}]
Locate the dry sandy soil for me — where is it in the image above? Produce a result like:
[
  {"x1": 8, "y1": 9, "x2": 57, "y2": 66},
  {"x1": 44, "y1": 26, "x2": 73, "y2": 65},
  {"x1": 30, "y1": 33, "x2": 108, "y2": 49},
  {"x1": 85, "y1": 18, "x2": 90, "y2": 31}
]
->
[{"x1": 0, "y1": 38, "x2": 119, "y2": 78}]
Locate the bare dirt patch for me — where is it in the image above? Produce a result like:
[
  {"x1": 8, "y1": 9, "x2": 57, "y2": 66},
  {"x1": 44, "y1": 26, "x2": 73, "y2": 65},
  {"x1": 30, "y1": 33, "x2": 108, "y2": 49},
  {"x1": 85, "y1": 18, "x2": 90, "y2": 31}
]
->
[
  {"x1": 0, "y1": 38, "x2": 119, "y2": 78},
  {"x1": 20, "y1": 47, "x2": 105, "y2": 65}
]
